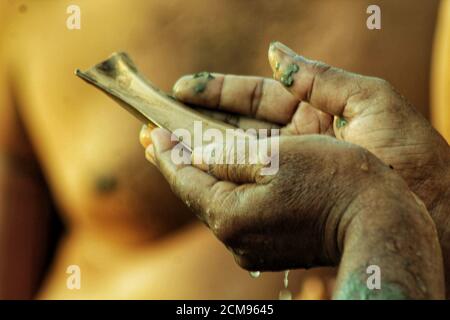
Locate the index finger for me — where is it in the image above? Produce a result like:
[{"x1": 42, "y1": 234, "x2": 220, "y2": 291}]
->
[
  {"x1": 173, "y1": 73, "x2": 299, "y2": 125},
  {"x1": 268, "y1": 41, "x2": 380, "y2": 117}
]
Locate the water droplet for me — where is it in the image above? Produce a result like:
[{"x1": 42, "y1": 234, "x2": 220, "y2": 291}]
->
[
  {"x1": 249, "y1": 271, "x2": 261, "y2": 278},
  {"x1": 283, "y1": 270, "x2": 290, "y2": 288},
  {"x1": 278, "y1": 289, "x2": 292, "y2": 300}
]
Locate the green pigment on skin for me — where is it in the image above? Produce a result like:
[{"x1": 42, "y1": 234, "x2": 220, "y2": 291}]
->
[
  {"x1": 275, "y1": 62, "x2": 281, "y2": 71},
  {"x1": 335, "y1": 272, "x2": 409, "y2": 300},
  {"x1": 193, "y1": 71, "x2": 215, "y2": 94},
  {"x1": 280, "y1": 63, "x2": 299, "y2": 87},
  {"x1": 336, "y1": 117, "x2": 348, "y2": 128},
  {"x1": 194, "y1": 82, "x2": 207, "y2": 94},
  {"x1": 193, "y1": 71, "x2": 215, "y2": 80}
]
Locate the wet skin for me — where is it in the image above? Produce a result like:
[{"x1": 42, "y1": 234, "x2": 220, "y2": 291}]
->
[
  {"x1": 141, "y1": 42, "x2": 449, "y2": 298},
  {"x1": 0, "y1": 0, "x2": 441, "y2": 298}
]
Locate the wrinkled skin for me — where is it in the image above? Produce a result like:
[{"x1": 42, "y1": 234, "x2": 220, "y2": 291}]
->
[
  {"x1": 149, "y1": 133, "x2": 375, "y2": 270},
  {"x1": 141, "y1": 127, "x2": 444, "y2": 299},
  {"x1": 172, "y1": 42, "x2": 450, "y2": 212},
  {"x1": 167, "y1": 41, "x2": 450, "y2": 295},
  {"x1": 140, "y1": 42, "x2": 449, "y2": 298}
]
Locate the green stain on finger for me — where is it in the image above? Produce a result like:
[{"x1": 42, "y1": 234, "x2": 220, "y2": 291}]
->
[
  {"x1": 192, "y1": 71, "x2": 215, "y2": 94},
  {"x1": 335, "y1": 273, "x2": 409, "y2": 300},
  {"x1": 193, "y1": 71, "x2": 215, "y2": 80},
  {"x1": 280, "y1": 63, "x2": 299, "y2": 87},
  {"x1": 336, "y1": 117, "x2": 348, "y2": 128},
  {"x1": 194, "y1": 82, "x2": 207, "y2": 94}
]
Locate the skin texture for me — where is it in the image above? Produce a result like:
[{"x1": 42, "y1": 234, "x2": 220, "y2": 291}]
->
[
  {"x1": 0, "y1": 0, "x2": 440, "y2": 298},
  {"x1": 169, "y1": 41, "x2": 450, "y2": 296},
  {"x1": 141, "y1": 128, "x2": 445, "y2": 299}
]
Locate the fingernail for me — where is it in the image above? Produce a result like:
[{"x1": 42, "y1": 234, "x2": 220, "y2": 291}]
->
[
  {"x1": 140, "y1": 125, "x2": 152, "y2": 148},
  {"x1": 268, "y1": 42, "x2": 301, "y2": 87},
  {"x1": 172, "y1": 75, "x2": 190, "y2": 95},
  {"x1": 269, "y1": 41, "x2": 297, "y2": 58}
]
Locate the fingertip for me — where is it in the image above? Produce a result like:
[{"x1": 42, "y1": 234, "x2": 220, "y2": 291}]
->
[
  {"x1": 151, "y1": 128, "x2": 175, "y2": 154},
  {"x1": 268, "y1": 43, "x2": 303, "y2": 87},
  {"x1": 139, "y1": 124, "x2": 154, "y2": 148},
  {"x1": 268, "y1": 41, "x2": 292, "y2": 71},
  {"x1": 173, "y1": 72, "x2": 223, "y2": 108},
  {"x1": 269, "y1": 41, "x2": 298, "y2": 57},
  {"x1": 172, "y1": 75, "x2": 192, "y2": 99}
]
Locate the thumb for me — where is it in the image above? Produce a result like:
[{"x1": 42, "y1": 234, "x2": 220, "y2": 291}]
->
[
  {"x1": 268, "y1": 41, "x2": 369, "y2": 117},
  {"x1": 191, "y1": 137, "x2": 276, "y2": 184}
]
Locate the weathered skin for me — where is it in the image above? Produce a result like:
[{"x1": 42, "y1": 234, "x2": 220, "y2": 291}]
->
[
  {"x1": 0, "y1": 0, "x2": 441, "y2": 298},
  {"x1": 169, "y1": 42, "x2": 450, "y2": 297},
  {"x1": 141, "y1": 42, "x2": 450, "y2": 298},
  {"x1": 142, "y1": 128, "x2": 445, "y2": 299}
]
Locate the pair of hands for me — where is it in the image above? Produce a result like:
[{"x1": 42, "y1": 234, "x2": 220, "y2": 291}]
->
[{"x1": 140, "y1": 42, "x2": 449, "y2": 298}]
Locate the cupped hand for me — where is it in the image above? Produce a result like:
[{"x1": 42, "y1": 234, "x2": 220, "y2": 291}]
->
[{"x1": 139, "y1": 127, "x2": 444, "y2": 299}]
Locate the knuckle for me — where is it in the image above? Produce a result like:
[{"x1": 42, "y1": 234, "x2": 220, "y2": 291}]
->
[
  {"x1": 250, "y1": 78, "x2": 264, "y2": 117},
  {"x1": 309, "y1": 61, "x2": 332, "y2": 85},
  {"x1": 306, "y1": 61, "x2": 332, "y2": 101},
  {"x1": 208, "y1": 164, "x2": 227, "y2": 180},
  {"x1": 371, "y1": 77, "x2": 393, "y2": 93},
  {"x1": 311, "y1": 60, "x2": 332, "y2": 75}
]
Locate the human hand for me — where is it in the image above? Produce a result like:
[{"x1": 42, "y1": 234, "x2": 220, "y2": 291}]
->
[
  {"x1": 172, "y1": 42, "x2": 450, "y2": 217},
  {"x1": 139, "y1": 127, "x2": 444, "y2": 299},
  {"x1": 171, "y1": 42, "x2": 450, "y2": 296}
]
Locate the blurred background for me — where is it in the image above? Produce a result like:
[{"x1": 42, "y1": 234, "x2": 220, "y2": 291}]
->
[{"x1": 0, "y1": 0, "x2": 448, "y2": 299}]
